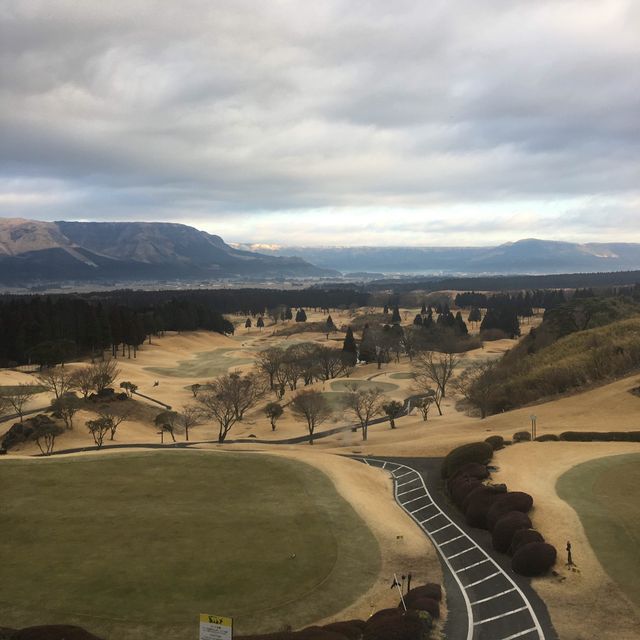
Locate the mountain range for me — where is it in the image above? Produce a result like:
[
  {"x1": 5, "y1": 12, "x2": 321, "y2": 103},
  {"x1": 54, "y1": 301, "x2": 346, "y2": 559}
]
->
[
  {"x1": 237, "y1": 239, "x2": 640, "y2": 275},
  {"x1": 0, "y1": 218, "x2": 336, "y2": 286}
]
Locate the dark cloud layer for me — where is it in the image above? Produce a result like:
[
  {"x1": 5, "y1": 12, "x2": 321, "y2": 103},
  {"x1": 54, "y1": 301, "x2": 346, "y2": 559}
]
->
[{"x1": 0, "y1": 1, "x2": 638, "y2": 244}]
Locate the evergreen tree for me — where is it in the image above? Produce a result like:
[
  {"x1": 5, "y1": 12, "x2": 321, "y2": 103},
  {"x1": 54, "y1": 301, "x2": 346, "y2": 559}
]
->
[
  {"x1": 341, "y1": 326, "x2": 358, "y2": 365},
  {"x1": 256, "y1": 317, "x2": 264, "y2": 330},
  {"x1": 391, "y1": 306, "x2": 401, "y2": 324},
  {"x1": 468, "y1": 307, "x2": 482, "y2": 325},
  {"x1": 454, "y1": 311, "x2": 468, "y2": 335},
  {"x1": 413, "y1": 314, "x2": 423, "y2": 326},
  {"x1": 295, "y1": 308, "x2": 307, "y2": 322},
  {"x1": 245, "y1": 318, "x2": 252, "y2": 330},
  {"x1": 383, "y1": 304, "x2": 389, "y2": 315},
  {"x1": 421, "y1": 302, "x2": 427, "y2": 315},
  {"x1": 285, "y1": 307, "x2": 293, "y2": 320}
]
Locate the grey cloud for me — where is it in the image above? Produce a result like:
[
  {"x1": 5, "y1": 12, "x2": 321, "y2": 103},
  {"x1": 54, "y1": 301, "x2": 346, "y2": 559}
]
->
[{"x1": 0, "y1": 0, "x2": 639, "y2": 238}]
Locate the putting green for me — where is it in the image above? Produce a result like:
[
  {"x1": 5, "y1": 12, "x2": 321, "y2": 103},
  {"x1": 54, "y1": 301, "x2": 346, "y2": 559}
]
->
[
  {"x1": 388, "y1": 372, "x2": 415, "y2": 380},
  {"x1": 0, "y1": 451, "x2": 380, "y2": 639},
  {"x1": 145, "y1": 348, "x2": 253, "y2": 378},
  {"x1": 329, "y1": 379, "x2": 398, "y2": 393},
  {"x1": 557, "y1": 453, "x2": 640, "y2": 607}
]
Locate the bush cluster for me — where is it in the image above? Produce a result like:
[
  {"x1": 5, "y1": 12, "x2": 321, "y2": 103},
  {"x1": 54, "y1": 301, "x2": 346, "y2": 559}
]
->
[
  {"x1": 559, "y1": 431, "x2": 640, "y2": 442},
  {"x1": 441, "y1": 442, "x2": 493, "y2": 479},
  {"x1": 1, "y1": 414, "x2": 57, "y2": 451}
]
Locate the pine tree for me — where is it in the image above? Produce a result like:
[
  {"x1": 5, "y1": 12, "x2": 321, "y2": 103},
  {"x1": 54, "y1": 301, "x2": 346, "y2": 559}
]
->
[
  {"x1": 257, "y1": 317, "x2": 264, "y2": 330},
  {"x1": 285, "y1": 307, "x2": 293, "y2": 320},
  {"x1": 245, "y1": 318, "x2": 252, "y2": 330},
  {"x1": 420, "y1": 302, "x2": 427, "y2": 315},
  {"x1": 383, "y1": 304, "x2": 389, "y2": 315},
  {"x1": 413, "y1": 314, "x2": 423, "y2": 326},
  {"x1": 342, "y1": 326, "x2": 358, "y2": 365},
  {"x1": 295, "y1": 308, "x2": 307, "y2": 322},
  {"x1": 454, "y1": 311, "x2": 468, "y2": 335},
  {"x1": 391, "y1": 306, "x2": 401, "y2": 324}
]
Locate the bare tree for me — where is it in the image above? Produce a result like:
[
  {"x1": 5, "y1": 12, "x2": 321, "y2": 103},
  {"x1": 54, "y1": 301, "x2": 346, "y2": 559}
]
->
[
  {"x1": 0, "y1": 384, "x2": 37, "y2": 422},
  {"x1": 72, "y1": 366, "x2": 96, "y2": 399},
  {"x1": 190, "y1": 383, "x2": 201, "y2": 398},
  {"x1": 415, "y1": 395, "x2": 434, "y2": 421},
  {"x1": 34, "y1": 421, "x2": 64, "y2": 455},
  {"x1": 255, "y1": 347, "x2": 284, "y2": 391},
  {"x1": 50, "y1": 394, "x2": 83, "y2": 430},
  {"x1": 452, "y1": 360, "x2": 499, "y2": 419},
  {"x1": 92, "y1": 359, "x2": 120, "y2": 394},
  {"x1": 414, "y1": 351, "x2": 460, "y2": 399},
  {"x1": 224, "y1": 371, "x2": 267, "y2": 421},
  {"x1": 264, "y1": 402, "x2": 283, "y2": 431},
  {"x1": 346, "y1": 384, "x2": 384, "y2": 441},
  {"x1": 154, "y1": 410, "x2": 180, "y2": 442},
  {"x1": 98, "y1": 407, "x2": 129, "y2": 440},
  {"x1": 180, "y1": 405, "x2": 200, "y2": 441},
  {"x1": 197, "y1": 385, "x2": 238, "y2": 444},
  {"x1": 36, "y1": 367, "x2": 78, "y2": 400},
  {"x1": 86, "y1": 417, "x2": 111, "y2": 448},
  {"x1": 290, "y1": 389, "x2": 330, "y2": 444}
]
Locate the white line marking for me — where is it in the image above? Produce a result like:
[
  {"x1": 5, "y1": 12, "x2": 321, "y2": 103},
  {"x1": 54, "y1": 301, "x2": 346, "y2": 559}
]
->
[
  {"x1": 498, "y1": 627, "x2": 538, "y2": 640},
  {"x1": 430, "y1": 522, "x2": 454, "y2": 534},
  {"x1": 456, "y1": 558, "x2": 490, "y2": 573},
  {"x1": 382, "y1": 461, "x2": 387, "y2": 469},
  {"x1": 465, "y1": 571, "x2": 501, "y2": 588},
  {"x1": 421, "y1": 513, "x2": 442, "y2": 524},
  {"x1": 440, "y1": 534, "x2": 465, "y2": 547},
  {"x1": 447, "y1": 547, "x2": 475, "y2": 560},
  {"x1": 398, "y1": 478, "x2": 418, "y2": 487},
  {"x1": 403, "y1": 495, "x2": 426, "y2": 506},
  {"x1": 474, "y1": 606, "x2": 528, "y2": 626},
  {"x1": 395, "y1": 471, "x2": 412, "y2": 479},
  {"x1": 410, "y1": 504, "x2": 433, "y2": 514},
  {"x1": 470, "y1": 588, "x2": 516, "y2": 605},
  {"x1": 398, "y1": 487, "x2": 422, "y2": 496}
]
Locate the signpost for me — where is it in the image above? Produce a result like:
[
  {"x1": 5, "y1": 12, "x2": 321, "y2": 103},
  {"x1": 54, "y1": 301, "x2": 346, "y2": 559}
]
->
[
  {"x1": 199, "y1": 614, "x2": 233, "y2": 640},
  {"x1": 530, "y1": 415, "x2": 537, "y2": 440}
]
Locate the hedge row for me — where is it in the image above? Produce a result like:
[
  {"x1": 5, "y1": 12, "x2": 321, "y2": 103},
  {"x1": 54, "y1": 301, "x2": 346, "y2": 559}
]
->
[{"x1": 443, "y1": 442, "x2": 556, "y2": 577}]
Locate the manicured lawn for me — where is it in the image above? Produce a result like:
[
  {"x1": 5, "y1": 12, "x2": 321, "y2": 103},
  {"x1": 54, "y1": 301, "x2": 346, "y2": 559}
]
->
[
  {"x1": 557, "y1": 453, "x2": 640, "y2": 607},
  {"x1": 0, "y1": 451, "x2": 380, "y2": 639}
]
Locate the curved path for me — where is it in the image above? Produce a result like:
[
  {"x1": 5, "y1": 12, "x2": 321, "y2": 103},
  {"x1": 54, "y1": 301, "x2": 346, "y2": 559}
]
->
[{"x1": 359, "y1": 457, "x2": 555, "y2": 640}]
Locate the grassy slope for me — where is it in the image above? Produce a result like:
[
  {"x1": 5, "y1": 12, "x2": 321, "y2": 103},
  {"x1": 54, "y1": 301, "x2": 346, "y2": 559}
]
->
[
  {"x1": 556, "y1": 453, "x2": 640, "y2": 608},
  {"x1": 0, "y1": 451, "x2": 380, "y2": 639}
]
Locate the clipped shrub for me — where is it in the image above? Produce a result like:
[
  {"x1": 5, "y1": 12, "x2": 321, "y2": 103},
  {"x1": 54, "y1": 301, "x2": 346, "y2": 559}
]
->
[
  {"x1": 486, "y1": 492, "x2": 534, "y2": 530},
  {"x1": 513, "y1": 431, "x2": 532, "y2": 443},
  {"x1": 535, "y1": 434, "x2": 559, "y2": 442},
  {"x1": 449, "y1": 476, "x2": 482, "y2": 507},
  {"x1": 512, "y1": 542, "x2": 557, "y2": 576},
  {"x1": 492, "y1": 511, "x2": 532, "y2": 553},
  {"x1": 405, "y1": 583, "x2": 442, "y2": 604},
  {"x1": 484, "y1": 435, "x2": 505, "y2": 451},
  {"x1": 401, "y1": 596, "x2": 439, "y2": 618},
  {"x1": 463, "y1": 485, "x2": 507, "y2": 529},
  {"x1": 364, "y1": 609, "x2": 432, "y2": 640},
  {"x1": 322, "y1": 622, "x2": 364, "y2": 640},
  {"x1": 509, "y1": 529, "x2": 545, "y2": 555},
  {"x1": 11, "y1": 627, "x2": 105, "y2": 640},
  {"x1": 441, "y1": 442, "x2": 493, "y2": 479},
  {"x1": 448, "y1": 462, "x2": 489, "y2": 484},
  {"x1": 559, "y1": 431, "x2": 640, "y2": 442}
]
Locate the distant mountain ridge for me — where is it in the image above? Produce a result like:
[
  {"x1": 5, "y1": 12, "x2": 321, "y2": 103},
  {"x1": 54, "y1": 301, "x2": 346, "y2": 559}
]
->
[
  {"x1": 237, "y1": 238, "x2": 640, "y2": 274},
  {"x1": 0, "y1": 218, "x2": 337, "y2": 286}
]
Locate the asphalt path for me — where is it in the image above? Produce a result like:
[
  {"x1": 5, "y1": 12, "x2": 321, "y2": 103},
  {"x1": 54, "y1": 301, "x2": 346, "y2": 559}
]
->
[{"x1": 358, "y1": 456, "x2": 558, "y2": 640}]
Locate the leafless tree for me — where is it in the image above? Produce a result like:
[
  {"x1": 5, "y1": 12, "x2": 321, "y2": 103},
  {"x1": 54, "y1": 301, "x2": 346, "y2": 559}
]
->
[
  {"x1": 72, "y1": 366, "x2": 96, "y2": 399},
  {"x1": 346, "y1": 384, "x2": 384, "y2": 441},
  {"x1": 415, "y1": 396, "x2": 434, "y2": 421},
  {"x1": 92, "y1": 359, "x2": 120, "y2": 394},
  {"x1": 255, "y1": 347, "x2": 284, "y2": 391},
  {"x1": 50, "y1": 394, "x2": 83, "y2": 430},
  {"x1": 34, "y1": 422, "x2": 64, "y2": 455},
  {"x1": 315, "y1": 346, "x2": 346, "y2": 381},
  {"x1": 86, "y1": 417, "x2": 112, "y2": 448},
  {"x1": 0, "y1": 384, "x2": 37, "y2": 422},
  {"x1": 414, "y1": 351, "x2": 460, "y2": 399},
  {"x1": 264, "y1": 402, "x2": 283, "y2": 431},
  {"x1": 180, "y1": 405, "x2": 200, "y2": 441},
  {"x1": 452, "y1": 360, "x2": 500, "y2": 419},
  {"x1": 197, "y1": 386, "x2": 237, "y2": 443},
  {"x1": 290, "y1": 389, "x2": 330, "y2": 444},
  {"x1": 97, "y1": 407, "x2": 129, "y2": 440},
  {"x1": 190, "y1": 383, "x2": 201, "y2": 398},
  {"x1": 154, "y1": 410, "x2": 180, "y2": 442},
  {"x1": 36, "y1": 367, "x2": 78, "y2": 400}
]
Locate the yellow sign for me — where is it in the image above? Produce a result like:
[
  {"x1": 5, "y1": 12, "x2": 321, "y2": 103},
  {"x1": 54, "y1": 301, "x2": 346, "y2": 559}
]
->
[{"x1": 199, "y1": 614, "x2": 232, "y2": 640}]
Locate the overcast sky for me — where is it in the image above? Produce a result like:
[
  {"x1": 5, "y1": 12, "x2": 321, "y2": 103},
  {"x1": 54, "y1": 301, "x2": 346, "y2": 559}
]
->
[{"x1": 1, "y1": 1, "x2": 639, "y2": 246}]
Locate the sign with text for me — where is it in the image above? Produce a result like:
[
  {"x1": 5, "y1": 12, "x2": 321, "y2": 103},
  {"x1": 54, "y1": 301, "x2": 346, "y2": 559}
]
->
[{"x1": 199, "y1": 614, "x2": 233, "y2": 640}]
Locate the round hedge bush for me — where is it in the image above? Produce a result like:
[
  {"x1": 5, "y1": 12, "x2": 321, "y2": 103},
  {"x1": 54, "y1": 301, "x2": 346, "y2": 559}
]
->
[
  {"x1": 363, "y1": 609, "x2": 432, "y2": 640},
  {"x1": 486, "y1": 491, "x2": 534, "y2": 530},
  {"x1": 442, "y1": 442, "x2": 493, "y2": 479},
  {"x1": 512, "y1": 542, "x2": 557, "y2": 576},
  {"x1": 509, "y1": 529, "x2": 545, "y2": 555},
  {"x1": 463, "y1": 485, "x2": 507, "y2": 529},
  {"x1": 513, "y1": 431, "x2": 532, "y2": 443},
  {"x1": 484, "y1": 435, "x2": 505, "y2": 451},
  {"x1": 449, "y1": 476, "x2": 482, "y2": 507},
  {"x1": 492, "y1": 511, "x2": 532, "y2": 553},
  {"x1": 535, "y1": 434, "x2": 559, "y2": 442},
  {"x1": 401, "y1": 596, "x2": 440, "y2": 618},
  {"x1": 405, "y1": 583, "x2": 442, "y2": 604},
  {"x1": 322, "y1": 621, "x2": 365, "y2": 640},
  {"x1": 11, "y1": 628, "x2": 105, "y2": 640},
  {"x1": 448, "y1": 462, "x2": 489, "y2": 484}
]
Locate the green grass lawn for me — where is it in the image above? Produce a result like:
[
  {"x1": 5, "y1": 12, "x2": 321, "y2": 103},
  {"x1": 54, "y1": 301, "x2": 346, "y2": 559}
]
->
[
  {"x1": 0, "y1": 452, "x2": 380, "y2": 639},
  {"x1": 556, "y1": 453, "x2": 640, "y2": 607},
  {"x1": 145, "y1": 349, "x2": 253, "y2": 378}
]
